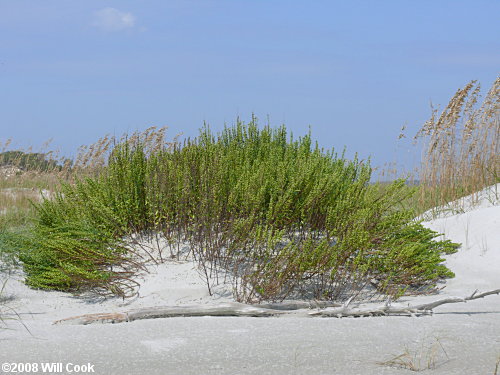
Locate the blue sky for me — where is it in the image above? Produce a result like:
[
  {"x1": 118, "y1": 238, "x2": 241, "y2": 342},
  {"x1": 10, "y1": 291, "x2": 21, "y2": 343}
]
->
[{"x1": 1, "y1": 0, "x2": 499, "y2": 172}]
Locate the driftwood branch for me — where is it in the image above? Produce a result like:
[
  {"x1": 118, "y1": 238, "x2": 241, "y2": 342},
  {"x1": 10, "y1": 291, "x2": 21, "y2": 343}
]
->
[{"x1": 54, "y1": 289, "x2": 500, "y2": 325}]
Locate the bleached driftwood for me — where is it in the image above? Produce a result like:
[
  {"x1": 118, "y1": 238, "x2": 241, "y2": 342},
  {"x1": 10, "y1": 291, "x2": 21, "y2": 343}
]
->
[
  {"x1": 53, "y1": 289, "x2": 500, "y2": 325},
  {"x1": 54, "y1": 303, "x2": 284, "y2": 325},
  {"x1": 256, "y1": 300, "x2": 342, "y2": 310}
]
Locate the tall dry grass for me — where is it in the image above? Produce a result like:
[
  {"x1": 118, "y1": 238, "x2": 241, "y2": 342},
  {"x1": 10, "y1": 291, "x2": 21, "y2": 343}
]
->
[
  {"x1": 413, "y1": 77, "x2": 499, "y2": 215},
  {"x1": 1, "y1": 126, "x2": 172, "y2": 179},
  {"x1": 0, "y1": 127, "x2": 174, "y2": 228}
]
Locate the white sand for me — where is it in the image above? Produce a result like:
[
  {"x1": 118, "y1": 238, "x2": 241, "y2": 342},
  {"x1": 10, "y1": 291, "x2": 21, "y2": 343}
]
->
[
  {"x1": 1, "y1": 185, "x2": 499, "y2": 374},
  {"x1": 421, "y1": 184, "x2": 500, "y2": 294}
]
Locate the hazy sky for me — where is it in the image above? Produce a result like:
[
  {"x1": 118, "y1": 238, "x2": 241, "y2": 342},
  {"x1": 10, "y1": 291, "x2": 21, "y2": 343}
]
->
[{"x1": 1, "y1": 0, "x2": 499, "y2": 171}]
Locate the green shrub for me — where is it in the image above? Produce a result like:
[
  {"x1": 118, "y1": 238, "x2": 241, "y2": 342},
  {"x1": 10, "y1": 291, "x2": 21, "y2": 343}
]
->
[
  {"x1": 16, "y1": 120, "x2": 458, "y2": 302},
  {"x1": 18, "y1": 219, "x2": 140, "y2": 297}
]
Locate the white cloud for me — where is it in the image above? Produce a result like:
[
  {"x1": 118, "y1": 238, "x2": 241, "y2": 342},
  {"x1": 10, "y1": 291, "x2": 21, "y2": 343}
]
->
[{"x1": 92, "y1": 7, "x2": 135, "y2": 32}]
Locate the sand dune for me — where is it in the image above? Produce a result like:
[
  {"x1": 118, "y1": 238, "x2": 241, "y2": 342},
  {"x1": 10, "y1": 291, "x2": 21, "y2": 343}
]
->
[{"x1": 1, "y1": 186, "x2": 499, "y2": 374}]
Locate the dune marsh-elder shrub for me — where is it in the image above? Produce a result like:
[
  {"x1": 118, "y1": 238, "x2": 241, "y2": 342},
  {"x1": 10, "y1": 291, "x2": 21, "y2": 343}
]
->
[{"x1": 18, "y1": 120, "x2": 458, "y2": 302}]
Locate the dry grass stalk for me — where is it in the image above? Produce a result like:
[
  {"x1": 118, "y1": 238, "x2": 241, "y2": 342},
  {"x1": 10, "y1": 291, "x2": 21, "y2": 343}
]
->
[
  {"x1": 1, "y1": 126, "x2": 174, "y2": 179},
  {"x1": 378, "y1": 336, "x2": 449, "y2": 372},
  {"x1": 0, "y1": 127, "x2": 176, "y2": 232},
  {"x1": 0, "y1": 278, "x2": 32, "y2": 334},
  {"x1": 72, "y1": 126, "x2": 173, "y2": 174},
  {"x1": 413, "y1": 77, "x2": 499, "y2": 214}
]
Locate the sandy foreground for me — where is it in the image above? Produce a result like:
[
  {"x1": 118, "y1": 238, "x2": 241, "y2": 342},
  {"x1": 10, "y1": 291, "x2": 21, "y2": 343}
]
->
[{"x1": 1, "y1": 185, "x2": 499, "y2": 375}]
